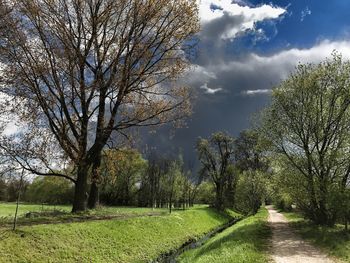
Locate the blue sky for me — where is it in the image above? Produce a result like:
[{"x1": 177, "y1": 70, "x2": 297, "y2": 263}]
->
[
  {"x1": 146, "y1": 0, "x2": 350, "y2": 162},
  {"x1": 252, "y1": 0, "x2": 350, "y2": 51}
]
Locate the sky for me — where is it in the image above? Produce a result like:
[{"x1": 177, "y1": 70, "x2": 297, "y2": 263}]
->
[{"x1": 144, "y1": 0, "x2": 350, "y2": 164}]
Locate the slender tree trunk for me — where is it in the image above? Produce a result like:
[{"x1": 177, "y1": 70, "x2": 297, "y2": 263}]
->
[
  {"x1": 13, "y1": 169, "x2": 24, "y2": 231},
  {"x1": 345, "y1": 219, "x2": 348, "y2": 231},
  {"x1": 72, "y1": 163, "x2": 89, "y2": 213}
]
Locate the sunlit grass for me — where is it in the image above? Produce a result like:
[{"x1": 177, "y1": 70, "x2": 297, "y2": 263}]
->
[
  {"x1": 0, "y1": 206, "x2": 236, "y2": 262},
  {"x1": 178, "y1": 208, "x2": 271, "y2": 263},
  {"x1": 0, "y1": 202, "x2": 71, "y2": 218}
]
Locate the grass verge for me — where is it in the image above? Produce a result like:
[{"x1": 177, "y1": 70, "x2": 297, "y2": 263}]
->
[
  {"x1": 283, "y1": 211, "x2": 350, "y2": 262},
  {"x1": 0, "y1": 206, "x2": 238, "y2": 262},
  {"x1": 178, "y1": 208, "x2": 271, "y2": 263}
]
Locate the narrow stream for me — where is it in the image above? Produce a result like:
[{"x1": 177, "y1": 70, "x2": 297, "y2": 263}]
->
[{"x1": 152, "y1": 218, "x2": 242, "y2": 263}]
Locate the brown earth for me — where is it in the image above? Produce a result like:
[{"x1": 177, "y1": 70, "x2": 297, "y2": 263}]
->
[{"x1": 267, "y1": 206, "x2": 334, "y2": 263}]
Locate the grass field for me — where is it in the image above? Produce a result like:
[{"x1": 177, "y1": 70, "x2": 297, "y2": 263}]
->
[
  {"x1": 0, "y1": 206, "x2": 238, "y2": 262},
  {"x1": 178, "y1": 208, "x2": 271, "y2": 263},
  {"x1": 0, "y1": 202, "x2": 171, "y2": 226},
  {"x1": 0, "y1": 202, "x2": 71, "y2": 218},
  {"x1": 283, "y1": 211, "x2": 350, "y2": 262}
]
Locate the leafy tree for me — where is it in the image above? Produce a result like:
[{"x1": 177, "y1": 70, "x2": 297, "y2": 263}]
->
[
  {"x1": 234, "y1": 171, "x2": 266, "y2": 215},
  {"x1": 99, "y1": 148, "x2": 147, "y2": 206},
  {"x1": 26, "y1": 176, "x2": 74, "y2": 205},
  {"x1": 233, "y1": 130, "x2": 269, "y2": 214},
  {"x1": 196, "y1": 132, "x2": 236, "y2": 210},
  {"x1": 260, "y1": 54, "x2": 350, "y2": 225},
  {"x1": 0, "y1": 0, "x2": 199, "y2": 212},
  {"x1": 234, "y1": 130, "x2": 269, "y2": 172},
  {"x1": 195, "y1": 181, "x2": 215, "y2": 205}
]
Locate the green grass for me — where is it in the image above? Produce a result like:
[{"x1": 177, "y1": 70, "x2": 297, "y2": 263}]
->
[
  {"x1": 283, "y1": 211, "x2": 350, "y2": 262},
  {"x1": 0, "y1": 206, "x2": 236, "y2": 262},
  {"x1": 0, "y1": 202, "x2": 71, "y2": 217},
  {"x1": 0, "y1": 202, "x2": 170, "y2": 226},
  {"x1": 178, "y1": 208, "x2": 271, "y2": 263}
]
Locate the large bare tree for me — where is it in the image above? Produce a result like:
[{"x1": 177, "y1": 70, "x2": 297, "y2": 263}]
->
[{"x1": 0, "y1": 0, "x2": 199, "y2": 212}]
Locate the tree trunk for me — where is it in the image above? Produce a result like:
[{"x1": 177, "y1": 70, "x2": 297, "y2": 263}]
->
[
  {"x1": 215, "y1": 183, "x2": 224, "y2": 210},
  {"x1": 72, "y1": 163, "x2": 89, "y2": 213},
  {"x1": 88, "y1": 182, "x2": 99, "y2": 209},
  {"x1": 87, "y1": 152, "x2": 102, "y2": 209}
]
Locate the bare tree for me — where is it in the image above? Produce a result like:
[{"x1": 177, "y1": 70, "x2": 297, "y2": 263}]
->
[{"x1": 0, "y1": 0, "x2": 199, "y2": 212}]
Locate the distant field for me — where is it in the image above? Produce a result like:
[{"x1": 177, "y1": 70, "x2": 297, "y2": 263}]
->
[
  {"x1": 179, "y1": 208, "x2": 271, "y2": 263},
  {"x1": 0, "y1": 202, "x2": 71, "y2": 218},
  {"x1": 0, "y1": 206, "x2": 237, "y2": 262},
  {"x1": 0, "y1": 202, "x2": 172, "y2": 226}
]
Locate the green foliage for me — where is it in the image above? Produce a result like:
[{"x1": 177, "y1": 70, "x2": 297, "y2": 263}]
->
[
  {"x1": 179, "y1": 208, "x2": 271, "y2": 263},
  {"x1": 26, "y1": 177, "x2": 74, "y2": 205},
  {"x1": 234, "y1": 171, "x2": 266, "y2": 215},
  {"x1": 196, "y1": 181, "x2": 215, "y2": 205},
  {"x1": 0, "y1": 206, "x2": 232, "y2": 262},
  {"x1": 260, "y1": 53, "x2": 350, "y2": 225},
  {"x1": 0, "y1": 177, "x2": 30, "y2": 202},
  {"x1": 99, "y1": 148, "x2": 147, "y2": 205},
  {"x1": 196, "y1": 132, "x2": 236, "y2": 210}
]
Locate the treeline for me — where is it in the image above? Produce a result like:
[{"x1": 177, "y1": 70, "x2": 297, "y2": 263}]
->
[
  {"x1": 0, "y1": 135, "x2": 270, "y2": 217},
  {"x1": 0, "y1": 176, "x2": 73, "y2": 205},
  {"x1": 0, "y1": 149, "x2": 202, "y2": 212}
]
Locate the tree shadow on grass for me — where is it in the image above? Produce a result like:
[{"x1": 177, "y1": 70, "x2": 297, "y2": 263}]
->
[{"x1": 290, "y1": 220, "x2": 350, "y2": 259}]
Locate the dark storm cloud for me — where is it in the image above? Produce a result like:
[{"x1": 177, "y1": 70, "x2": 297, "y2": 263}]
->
[{"x1": 141, "y1": 0, "x2": 350, "y2": 170}]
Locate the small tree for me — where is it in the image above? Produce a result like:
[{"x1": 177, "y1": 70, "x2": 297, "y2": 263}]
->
[{"x1": 13, "y1": 169, "x2": 25, "y2": 231}]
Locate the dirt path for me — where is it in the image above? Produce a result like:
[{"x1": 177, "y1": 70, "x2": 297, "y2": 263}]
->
[{"x1": 267, "y1": 206, "x2": 334, "y2": 263}]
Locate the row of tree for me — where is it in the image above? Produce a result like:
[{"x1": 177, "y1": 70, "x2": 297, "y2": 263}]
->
[{"x1": 1, "y1": 134, "x2": 269, "y2": 217}]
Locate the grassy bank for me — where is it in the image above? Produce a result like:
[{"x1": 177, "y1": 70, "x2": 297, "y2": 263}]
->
[
  {"x1": 283, "y1": 211, "x2": 350, "y2": 262},
  {"x1": 0, "y1": 206, "x2": 237, "y2": 262},
  {"x1": 178, "y1": 208, "x2": 271, "y2": 263}
]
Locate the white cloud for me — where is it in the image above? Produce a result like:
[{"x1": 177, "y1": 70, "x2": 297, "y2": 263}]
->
[
  {"x1": 198, "y1": 0, "x2": 286, "y2": 39},
  {"x1": 200, "y1": 83, "x2": 222, "y2": 94},
  {"x1": 243, "y1": 89, "x2": 271, "y2": 96},
  {"x1": 193, "y1": 40, "x2": 350, "y2": 96}
]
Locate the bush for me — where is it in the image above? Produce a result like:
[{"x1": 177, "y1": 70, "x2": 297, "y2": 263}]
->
[{"x1": 26, "y1": 177, "x2": 74, "y2": 205}]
